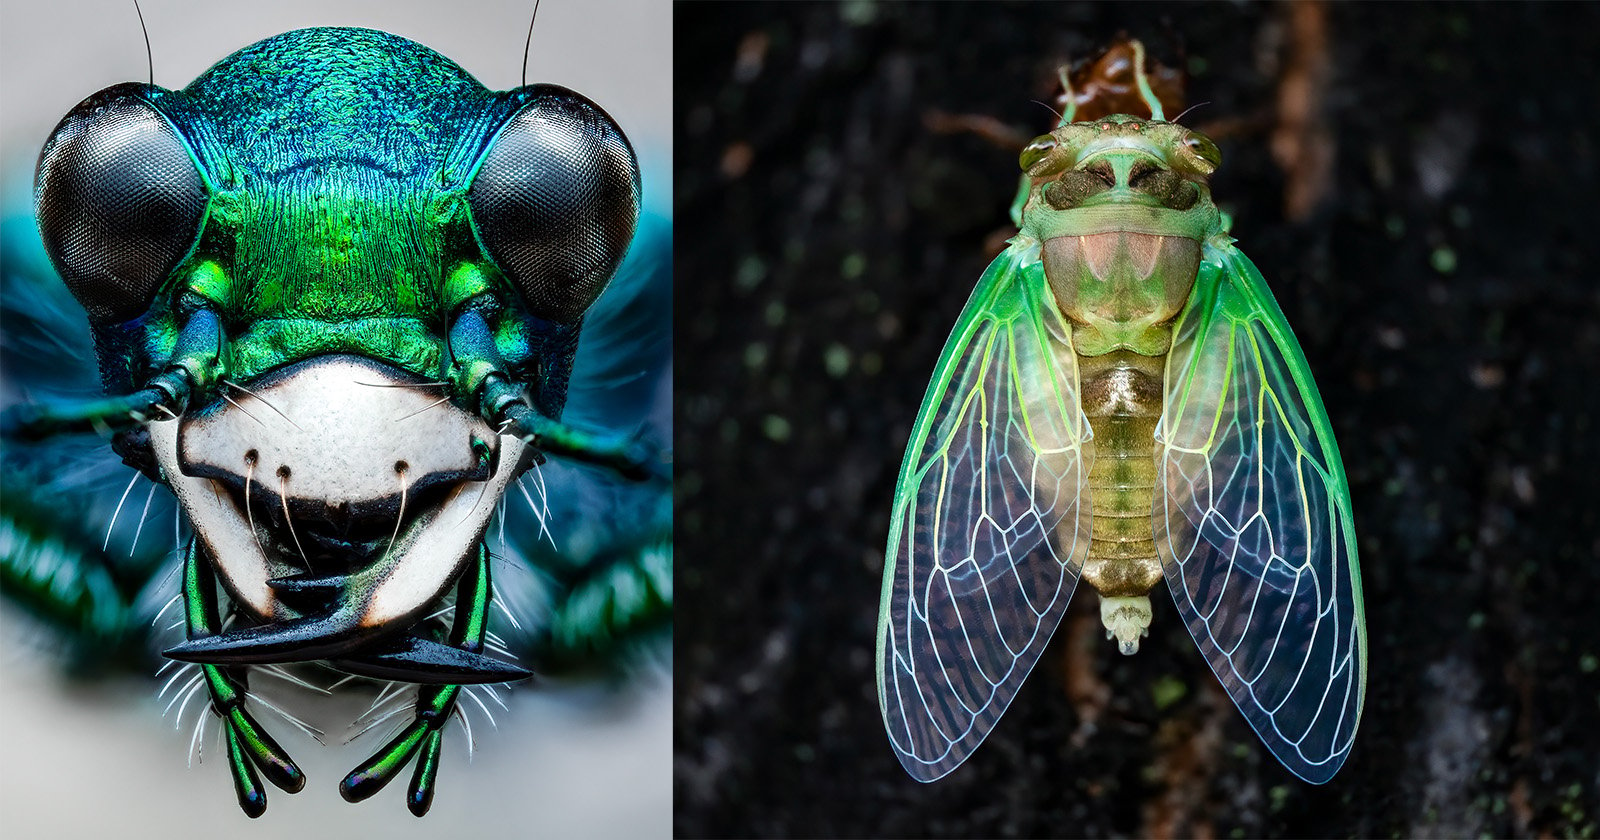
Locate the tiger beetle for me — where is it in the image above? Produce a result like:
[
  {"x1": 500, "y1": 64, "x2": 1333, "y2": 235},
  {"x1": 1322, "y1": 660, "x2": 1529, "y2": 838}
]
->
[{"x1": 5, "y1": 26, "x2": 658, "y2": 816}]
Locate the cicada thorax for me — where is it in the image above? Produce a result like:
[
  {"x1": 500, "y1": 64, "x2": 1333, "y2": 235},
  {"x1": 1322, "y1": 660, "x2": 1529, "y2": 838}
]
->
[{"x1": 1018, "y1": 115, "x2": 1223, "y2": 653}]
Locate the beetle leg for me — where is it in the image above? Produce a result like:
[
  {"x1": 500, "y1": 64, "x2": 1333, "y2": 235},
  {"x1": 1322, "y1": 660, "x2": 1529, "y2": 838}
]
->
[
  {"x1": 340, "y1": 545, "x2": 506, "y2": 816},
  {"x1": 0, "y1": 492, "x2": 138, "y2": 662},
  {"x1": 495, "y1": 393, "x2": 663, "y2": 482},
  {"x1": 449, "y1": 307, "x2": 663, "y2": 482},
  {"x1": 181, "y1": 542, "x2": 305, "y2": 816},
  {"x1": 2, "y1": 308, "x2": 223, "y2": 442}
]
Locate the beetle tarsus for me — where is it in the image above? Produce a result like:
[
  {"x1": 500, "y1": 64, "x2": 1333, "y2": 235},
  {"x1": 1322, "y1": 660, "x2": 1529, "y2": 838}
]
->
[
  {"x1": 407, "y1": 729, "x2": 445, "y2": 817},
  {"x1": 223, "y1": 719, "x2": 270, "y2": 818}
]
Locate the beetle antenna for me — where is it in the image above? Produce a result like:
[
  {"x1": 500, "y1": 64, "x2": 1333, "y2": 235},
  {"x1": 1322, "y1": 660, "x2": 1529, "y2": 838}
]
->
[
  {"x1": 521, "y1": 0, "x2": 543, "y2": 87},
  {"x1": 133, "y1": 0, "x2": 153, "y2": 85}
]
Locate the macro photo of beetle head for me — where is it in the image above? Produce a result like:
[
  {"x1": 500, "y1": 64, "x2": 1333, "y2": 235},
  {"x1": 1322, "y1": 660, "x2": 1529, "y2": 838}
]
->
[
  {"x1": 5, "y1": 2, "x2": 1600, "y2": 839},
  {"x1": 0, "y1": 1, "x2": 668, "y2": 836},
  {"x1": 675, "y1": 3, "x2": 1600, "y2": 838}
]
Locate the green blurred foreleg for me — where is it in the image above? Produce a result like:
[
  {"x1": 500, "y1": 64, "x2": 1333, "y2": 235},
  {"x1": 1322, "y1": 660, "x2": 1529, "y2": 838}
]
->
[
  {"x1": 339, "y1": 545, "x2": 497, "y2": 816},
  {"x1": 181, "y1": 542, "x2": 305, "y2": 817}
]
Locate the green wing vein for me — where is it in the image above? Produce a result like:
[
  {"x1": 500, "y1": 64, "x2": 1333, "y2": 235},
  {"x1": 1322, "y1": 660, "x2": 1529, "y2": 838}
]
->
[
  {"x1": 1155, "y1": 243, "x2": 1366, "y2": 783},
  {"x1": 876, "y1": 244, "x2": 1092, "y2": 782}
]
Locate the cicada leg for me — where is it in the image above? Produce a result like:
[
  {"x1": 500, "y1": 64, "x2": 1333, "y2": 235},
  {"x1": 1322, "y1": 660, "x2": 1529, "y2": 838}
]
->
[
  {"x1": 339, "y1": 545, "x2": 503, "y2": 817},
  {"x1": 181, "y1": 542, "x2": 306, "y2": 817}
]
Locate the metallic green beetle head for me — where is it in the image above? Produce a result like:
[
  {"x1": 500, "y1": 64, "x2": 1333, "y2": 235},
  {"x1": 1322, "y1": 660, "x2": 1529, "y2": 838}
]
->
[
  {"x1": 32, "y1": 28, "x2": 640, "y2": 671},
  {"x1": 37, "y1": 28, "x2": 640, "y2": 414}
]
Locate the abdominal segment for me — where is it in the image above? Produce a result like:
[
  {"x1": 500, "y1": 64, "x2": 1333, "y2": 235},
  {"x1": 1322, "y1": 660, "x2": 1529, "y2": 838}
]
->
[
  {"x1": 1041, "y1": 228, "x2": 1204, "y2": 652},
  {"x1": 1077, "y1": 350, "x2": 1166, "y2": 600}
]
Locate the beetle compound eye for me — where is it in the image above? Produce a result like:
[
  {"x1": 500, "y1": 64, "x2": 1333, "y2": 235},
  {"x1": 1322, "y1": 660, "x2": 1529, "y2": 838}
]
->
[
  {"x1": 468, "y1": 88, "x2": 640, "y2": 323},
  {"x1": 36, "y1": 86, "x2": 206, "y2": 324}
]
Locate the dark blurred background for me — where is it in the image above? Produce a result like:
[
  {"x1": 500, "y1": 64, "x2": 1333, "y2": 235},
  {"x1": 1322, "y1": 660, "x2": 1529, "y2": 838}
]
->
[{"x1": 674, "y1": 2, "x2": 1600, "y2": 838}]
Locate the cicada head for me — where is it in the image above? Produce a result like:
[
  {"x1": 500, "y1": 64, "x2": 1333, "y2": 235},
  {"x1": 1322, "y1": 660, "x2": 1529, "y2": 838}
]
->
[
  {"x1": 1015, "y1": 116, "x2": 1225, "y2": 356},
  {"x1": 1019, "y1": 116, "x2": 1221, "y2": 216}
]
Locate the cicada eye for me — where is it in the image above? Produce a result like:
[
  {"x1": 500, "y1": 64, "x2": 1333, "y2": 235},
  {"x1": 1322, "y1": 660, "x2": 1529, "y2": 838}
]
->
[
  {"x1": 467, "y1": 87, "x2": 640, "y2": 323},
  {"x1": 1180, "y1": 131, "x2": 1222, "y2": 174},
  {"x1": 1019, "y1": 134, "x2": 1063, "y2": 175},
  {"x1": 36, "y1": 84, "x2": 206, "y2": 324}
]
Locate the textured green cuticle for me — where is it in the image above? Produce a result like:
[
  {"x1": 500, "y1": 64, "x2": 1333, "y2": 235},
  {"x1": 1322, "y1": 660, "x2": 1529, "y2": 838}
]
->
[
  {"x1": 442, "y1": 262, "x2": 494, "y2": 313},
  {"x1": 183, "y1": 259, "x2": 234, "y2": 308},
  {"x1": 95, "y1": 28, "x2": 541, "y2": 388}
]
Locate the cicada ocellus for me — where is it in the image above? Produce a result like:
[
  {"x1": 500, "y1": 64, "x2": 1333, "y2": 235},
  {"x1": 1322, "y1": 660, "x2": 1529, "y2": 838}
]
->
[{"x1": 877, "y1": 40, "x2": 1365, "y2": 784}]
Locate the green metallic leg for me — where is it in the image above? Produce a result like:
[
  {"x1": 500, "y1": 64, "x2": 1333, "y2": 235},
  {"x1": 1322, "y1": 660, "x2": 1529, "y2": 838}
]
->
[
  {"x1": 505, "y1": 404, "x2": 665, "y2": 482},
  {"x1": 535, "y1": 501, "x2": 672, "y2": 674},
  {"x1": 448, "y1": 309, "x2": 664, "y2": 482},
  {"x1": 182, "y1": 543, "x2": 305, "y2": 817},
  {"x1": 220, "y1": 718, "x2": 267, "y2": 818},
  {"x1": 340, "y1": 545, "x2": 497, "y2": 816},
  {"x1": 0, "y1": 491, "x2": 140, "y2": 672},
  {"x1": 1, "y1": 310, "x2": 222, "y2": 443}
]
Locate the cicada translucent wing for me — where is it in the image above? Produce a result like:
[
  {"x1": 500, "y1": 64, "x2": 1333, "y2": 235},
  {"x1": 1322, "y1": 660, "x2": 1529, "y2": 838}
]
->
[{"x1": 877, "y1": 40, "x2": 1365, "y2": 784}]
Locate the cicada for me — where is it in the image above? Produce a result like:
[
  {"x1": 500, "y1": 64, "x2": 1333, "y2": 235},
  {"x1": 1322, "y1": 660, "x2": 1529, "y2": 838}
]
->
[
  {"x1": 877, "y1": 40, "x2": 1366, "y2": 784},
  {"x1": 3, "y1": 24, "x2": 668, "y2": 817}
]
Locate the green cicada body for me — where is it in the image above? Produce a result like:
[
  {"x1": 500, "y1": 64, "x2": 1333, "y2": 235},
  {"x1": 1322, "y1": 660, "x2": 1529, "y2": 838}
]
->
[
  {"x1": 6, "y1": 26, "x2": 665, "y2": 817},
  {"x1": 877, "y1": 43, "x2": 1366, "y2": 785}
]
